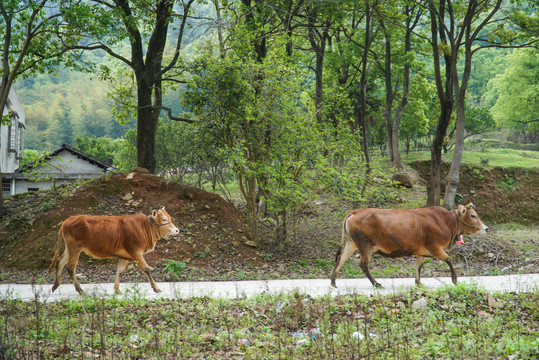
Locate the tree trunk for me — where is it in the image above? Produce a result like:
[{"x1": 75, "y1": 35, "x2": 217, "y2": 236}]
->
[
  {"x1": 428, "y1": 98, "x2": 454, "y2": 206},
  {"x1": 443, "y1": 99, "x2": 465, "y2": 209},
  {"x1": 135, "y1": 73, "x2": 159, "y2": 173},
  {"x1": 382, "y1": 32, "x2": 395, "y2": 163},
  {"x1": 427, "y1": 0, "x2": 455, "y2": 206},
  {"x1": 443, "y1": 7, "x2": 475, "y2": 209}
]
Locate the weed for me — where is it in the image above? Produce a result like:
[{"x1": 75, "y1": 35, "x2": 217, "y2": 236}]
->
[
  {"x1": 7, "y1": 211, "x2": 31, "y2": 230},
  {"x1": 164, "y1": 260, "x2": 187, "y2": 279},
  {"x1": 193, "y1": 251, "x2": 206, "y2": 259},
  {"x1": 498, "y1": 176, "x2": 518, "y2": 192},
  {"x1": 41, "y1": 199, "x2": 56, "y2": 211},
  {"x1": 1, "y1": 287, "x2": 537, "y2": 359}
]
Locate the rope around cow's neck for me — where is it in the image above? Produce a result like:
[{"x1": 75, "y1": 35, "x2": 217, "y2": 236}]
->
[
  {"x1": 148, "y1": 215, "x2": 171, "y2": 238},
  {"x1": 453, "y1": 210, "x2": 481, "y2": 230}
]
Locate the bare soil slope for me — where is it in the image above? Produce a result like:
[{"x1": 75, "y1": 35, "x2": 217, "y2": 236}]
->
[
  {"x1": 0, "y1": 172, "x2": 262, "y2": 283},
  {"x1": 0, "y1": 165, "x2": 537, "y2": 286}
]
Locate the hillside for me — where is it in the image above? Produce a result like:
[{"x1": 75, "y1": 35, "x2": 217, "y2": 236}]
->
[
  {"x1": 0, "y1": 172, "x2": 263, "y2": 284},
  {"x1": 0, "y1": 164, "x2": 537, "y2": 286}
]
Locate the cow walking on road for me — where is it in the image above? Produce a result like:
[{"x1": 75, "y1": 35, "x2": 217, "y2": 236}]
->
[
  {"x1": 331, "y1": 204, "x2": 488, "y2": 288},
  {"x1": 49, "y1": 207, "x2": 179, "y2": 295}
]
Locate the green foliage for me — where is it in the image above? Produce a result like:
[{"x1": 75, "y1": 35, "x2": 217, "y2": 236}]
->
[
  {"x1": 497, "y1": 176, "x2": 518, "y2": 193},
  {"x1": 16, "y1": 69, "x2": 129, "y2": 150},
  {"x1": 163, "y1": 260, "x2": 187, "y2": 279},
  {"x1": 489, "y1": 48, "x2": 539, "y2": 135},
  {"x1": 75, "y1": 135, "x2": 127, "y2": 169},
  {"x1": 183, "y1": 43, "x2": 320, "y2": 240},
  {"x1": 465, "y1": 104, "x2": 497, "y2": 136}
]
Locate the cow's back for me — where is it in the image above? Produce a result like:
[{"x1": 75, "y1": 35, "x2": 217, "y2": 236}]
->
[
  {"x1": 61, "y1": 213, "x2": 150, "y2": 259},
  {"x1": 347, "y1": 206, "x2": 454, "y2": 254}
]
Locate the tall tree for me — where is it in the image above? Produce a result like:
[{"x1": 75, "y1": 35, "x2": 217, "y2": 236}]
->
[
  {"x1": 443, "y1": 0, "x2": 501, "y2": 209},
  {"x1": 424, "y1": 0, "x2": 457, "y2": 206},
  {"x1": 442, "y1": 0, "x2": 537, "y2": 209},
  {"x1": 376, "y1": 2, "x2": 421, "y2": 169},
  {"x1": 63, "y1": 0, "x2": 196, "y2": 173},
  {"x1": 340, "y1": 0, "x2": 379, "y2": 187}
]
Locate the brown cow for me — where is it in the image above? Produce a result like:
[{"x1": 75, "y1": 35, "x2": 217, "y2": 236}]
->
[
  {"x1": 48, "y1": 207, "x2": 179, "y2": 295},
  {"x1": 330, "y1": 204, "x2": 488, "y2": 288}
]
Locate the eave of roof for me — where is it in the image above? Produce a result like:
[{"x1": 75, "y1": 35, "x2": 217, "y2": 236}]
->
[{"x1": 15, "y1": 143, "x2": 109, "y2": 174}]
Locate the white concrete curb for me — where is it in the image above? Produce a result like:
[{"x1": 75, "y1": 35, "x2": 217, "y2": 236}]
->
[{"x1": 1, "y1": 274, "x2": 537, "y2": 302}]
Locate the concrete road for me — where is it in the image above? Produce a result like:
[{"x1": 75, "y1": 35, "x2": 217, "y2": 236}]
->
[{"x1": 0, "y1": 274, "x2": 537, "y2": 302}]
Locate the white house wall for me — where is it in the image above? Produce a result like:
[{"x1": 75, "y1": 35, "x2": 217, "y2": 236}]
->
[
  {"x1": 14, "y1": 149, "x2": 106, "y2": 193},
  {"x1": 1, "y1": 85, "x2": 26, "y2": 174}
]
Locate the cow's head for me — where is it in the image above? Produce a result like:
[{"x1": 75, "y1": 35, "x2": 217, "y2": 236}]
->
[
  {"x1": 151, "y1": 207, "x2": 180, "y2": 237},
  {"x1": 456, "y1": 204, "x2": 489, "y2": 235}
]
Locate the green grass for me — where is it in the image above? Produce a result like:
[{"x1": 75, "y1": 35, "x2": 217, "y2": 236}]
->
[
  {"x1": 403, "y1": 147, "x2": 539, "y2": 170},
  {"x1": 1, "y1": 285, "x2": 537, "y2": 359},
  {"x1": 493, "y1": 223, "x2": 539, "y2": 255}
]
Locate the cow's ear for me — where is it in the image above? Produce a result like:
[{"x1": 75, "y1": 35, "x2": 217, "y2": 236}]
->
[
  {"x1": 152, "y1": 210, "x2": 158, "y2": 218},
  {"x1": 460, "y1": 207, "x2": 467, "y2": 216},
  {"x1": 161, "y1": 206, "x2": 166, "y2": 211}
]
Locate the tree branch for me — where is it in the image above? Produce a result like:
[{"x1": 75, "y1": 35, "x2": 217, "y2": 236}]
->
[{"x1": 152, "y1": 106, "x2": 194, "y2": 123}]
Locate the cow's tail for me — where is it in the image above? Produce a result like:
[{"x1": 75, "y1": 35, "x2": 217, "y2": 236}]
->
[
  {"x1": 48, "y1": 226, "x2": 64, "y2": 275},
  {"x1": 334, "y1": 213, "x2": 352, "y2": 265}
]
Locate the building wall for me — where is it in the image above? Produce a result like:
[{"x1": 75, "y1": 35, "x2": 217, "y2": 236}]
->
[
  {"x1": 1, "y1": 85, "x2": 26, "y2": 174},
  {"x1": 13, "y1": 149, "x2": 106, "y2": 194}
]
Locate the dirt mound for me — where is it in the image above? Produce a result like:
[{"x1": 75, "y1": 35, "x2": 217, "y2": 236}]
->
[
  {"x1": 410, "y1": 161, "x2": 539, "y2": 225},
  {"x1": 0, "y1": 173, "x2": 261, "y2": 275}
]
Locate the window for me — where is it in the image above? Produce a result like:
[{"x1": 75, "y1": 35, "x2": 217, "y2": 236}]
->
[
  {"x1": 17, "y1": 125, "x2": 24, "y2": 160},
  {"x1": 2, "y1": 179, "x2": 11, "y2": 195},
  {"x1": 7, "y1": 115, "x2": 18, "y2": 154}
]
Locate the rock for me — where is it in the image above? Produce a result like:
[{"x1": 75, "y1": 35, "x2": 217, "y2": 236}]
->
[
  {"x1": 122, "y1": 193, "x2": 133, "y2": 201},
  {"x1": 132, "y1": 167, "x2": 150, "y2": 173},
  {"x1": 487, "y1": 294, "x2": 500, "y2": 308},
  {"x1": 478, "y1": 310, "x2": 492, "y2": 319},
  {"x1": 244, "y1": 240, "x2": 257, "y2": 247},
  {"x1": 276, "y1": 264, "x2": 286, "y2": 273},
  {"x1": 412, "y1": 297, "x2": 428, "y2": 310},
  {"x1": 391, "y1": 173, "x2": 413, "y2": 188}
]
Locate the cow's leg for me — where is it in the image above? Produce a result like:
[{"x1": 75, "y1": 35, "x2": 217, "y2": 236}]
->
[
  {"x1": 416, "y1": 256, "x2": 426, "y2": 285},
  {"x1": 358, "y1": 252, "x2": 383, "y2": 288},
  {"x1": 66, "y1": 249, "x2": 84, "y2": 295},
  {"x1": 133, "y1": 253, "x2": 161, "y2": 293},
  {"x1": 52, "y1": 250, "x2": 69, "y2": 292},
  {"x1": 114, "y1": 259, "x2": 129, "y2": 295},
  {"x1": 330, "y1": 240, "x2": 358, "y2": 288},
  {"x1": 430, "y1": 248, "x2": 458, "y2": 284}
]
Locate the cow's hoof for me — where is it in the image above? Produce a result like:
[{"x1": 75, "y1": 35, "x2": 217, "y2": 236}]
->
[
  {"x1": 115, "y1": 289, "x2": 122, "y2": 295},
  {"x1": 374, "y1": 283, "x2": 384, "y2": 289},
  {"x1": 330, "y1": 281, "x2": 337, "y2": 288},
  {"x1": 153, "y1": 288, "x2": 162, "y2": 294},
  {"x1": 52, "y1": 284, "x2": 58, "y2": 293}
]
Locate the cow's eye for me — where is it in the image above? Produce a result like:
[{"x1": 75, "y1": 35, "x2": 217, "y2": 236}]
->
[{"x1": 471, "y1": 215, "x2": 476, "y2": 218}]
